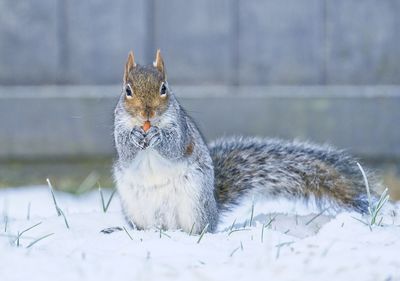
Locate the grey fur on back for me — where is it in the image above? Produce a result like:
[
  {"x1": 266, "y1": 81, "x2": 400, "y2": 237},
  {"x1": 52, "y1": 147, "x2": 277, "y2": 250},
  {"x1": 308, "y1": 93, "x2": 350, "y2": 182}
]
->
[{"x1": 210, "y1": 136, "x2": 379, "y2": 214}]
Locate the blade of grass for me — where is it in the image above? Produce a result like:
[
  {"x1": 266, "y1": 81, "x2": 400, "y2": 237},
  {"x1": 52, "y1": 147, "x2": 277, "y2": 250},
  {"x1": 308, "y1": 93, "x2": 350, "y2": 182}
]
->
[
  {"x1": 261, "y1": 223, "x2": 265, "y2": 243},
  {"x1": 2, "y1": 201, "x2": 9, "y2": 233},
  {"x1": 47, "y1": 178, "x2": 70, "y2": 229},
  {"x1": 16, "y1": 231, "x2": 20, "y2": 247},
  {"x1": 123, "y1": 226, "x2": 133, "y2": 240},
  {"x1": 104, "y1": 189, "x2": 117, "y2": 212},
  {"x1": 356, "y1": 162, "x2": 372, "y2": 214},
  {"x1": 99, "y1": 186, "x2": 117, "y2": 213},
  {"x1": 19, "y1": 222, "x2": 42, "y2": 237},
  {"x1": 15, "y1": 222, "x2": 42, "y2": 246},
  {"x1": 275, "y1": 241, "x2": 294, "y2": 260},
  {"x1": 161, "y1": 230, "x2": 171, "y2": 238},
  {"x1": 4, "y1": 215, "x2": 8, "y2": 233},
  {"x1": 26, "y1": 202, "x2": 31, "y2": 220},
  {"x1": 156, "y1": 227, "x2": 171, "y2": 239},
  {"x1": 229, "y1": 244, "x2": 244, "y2": 257},
  {"x1": 229, "y1": 218, "x2": 237, "y2": 231},
  {"x1": 351, "y1": 216, "x2": 369, "y2": 226},
  {"x1": 77, "y1": 171, "x2": 99, "y2": 194},
  {"x1": 305, "y1": 209, "x2": 327, "y2": 226},
  {"x1": 196, "y1": 223, "x2": 209, "y2": 244},
  {"x1": 357, "y1": 162, "x2": 390, "y2": 228},
  {"x1": 371, "y1": 188, "x2": 389, "y2": 225},
  {"x1": 264, "y1": 215, "x2": 277, "y2": 229},
  {"x1": 228, "y1": 228, "x2": 251, "y2": 236},
  {"x1": 99, "y1": 186, "x2": 105, "y2": 212},
  {"x1": 58, "y1": 208, "x2": 70, "y2": 229},
  {"x1": 26, "y1": 233, "x2": 54, "y2": 248},
  {"x1": 229, "y1": 246, "x2": 240, "y2": 257},
  {"x1": 249, "y1": 202, "x2": 254, "y2": 227},
  {"x1": 189, "y1": 222, "x2": 196, "y2": 236},
  {"x1": 46, "y1": 178, "x2": 61, "y2": 216},
  {"x1": 378, "y1": 216, "x2": 384, "y2": 226}
]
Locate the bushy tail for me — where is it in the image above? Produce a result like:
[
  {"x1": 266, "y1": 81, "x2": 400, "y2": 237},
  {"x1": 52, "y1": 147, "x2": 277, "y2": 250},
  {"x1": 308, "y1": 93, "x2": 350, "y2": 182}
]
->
[{"x1": 210, "y1": 137, "x2": 380, "y2": 213}]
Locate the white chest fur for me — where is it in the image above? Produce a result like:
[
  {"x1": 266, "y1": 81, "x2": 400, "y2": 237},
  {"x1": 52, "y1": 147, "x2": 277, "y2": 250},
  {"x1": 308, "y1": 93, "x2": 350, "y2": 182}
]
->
[{"x1": 115, "y1": 149, "x2": 201, "y2": 232}]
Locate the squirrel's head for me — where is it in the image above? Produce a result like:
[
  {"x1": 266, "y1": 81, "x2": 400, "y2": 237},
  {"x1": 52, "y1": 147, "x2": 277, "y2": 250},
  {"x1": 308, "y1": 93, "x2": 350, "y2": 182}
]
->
[{"x1": 121, "y1": 50, "x2": 170, "y2": 123}]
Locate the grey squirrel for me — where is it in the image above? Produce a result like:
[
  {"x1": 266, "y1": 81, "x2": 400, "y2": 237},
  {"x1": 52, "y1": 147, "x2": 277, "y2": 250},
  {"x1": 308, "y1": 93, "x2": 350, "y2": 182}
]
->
[{"x1": 113, "y1": 50, "x2": 379, "y2": 234}]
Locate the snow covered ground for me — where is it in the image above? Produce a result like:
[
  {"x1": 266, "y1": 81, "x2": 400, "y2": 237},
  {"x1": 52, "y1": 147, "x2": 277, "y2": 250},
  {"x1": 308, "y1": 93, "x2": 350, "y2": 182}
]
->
[{"x1": 0, "y1": 186, "x2": 399, "y2": 281}]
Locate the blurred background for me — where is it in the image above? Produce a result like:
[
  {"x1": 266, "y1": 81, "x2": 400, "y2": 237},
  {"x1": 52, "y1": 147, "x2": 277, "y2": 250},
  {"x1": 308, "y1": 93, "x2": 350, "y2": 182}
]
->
[{"x1": 0, "y1": 0, "x2": 399, "y2": 198}]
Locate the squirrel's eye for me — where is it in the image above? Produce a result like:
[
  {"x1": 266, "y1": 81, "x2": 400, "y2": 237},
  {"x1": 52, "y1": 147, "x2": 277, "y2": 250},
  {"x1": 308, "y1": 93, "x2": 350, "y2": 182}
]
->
[
  {"x1": 160, "y1": 82, "x2": 167, "y2": 97},
  {"x1": 125, "y1": 84, "x2": 133, "y2": 98}
]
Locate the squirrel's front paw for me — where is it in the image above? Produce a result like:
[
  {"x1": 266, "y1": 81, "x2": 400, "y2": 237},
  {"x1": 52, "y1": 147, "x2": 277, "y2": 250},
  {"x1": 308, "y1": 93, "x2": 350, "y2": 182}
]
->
[
  {"x1": 145, "y1": 126, "x2": 162, "y2": 148},
  {"x1": 130, "y1": 126, "x2": 146, "y2": 149}
]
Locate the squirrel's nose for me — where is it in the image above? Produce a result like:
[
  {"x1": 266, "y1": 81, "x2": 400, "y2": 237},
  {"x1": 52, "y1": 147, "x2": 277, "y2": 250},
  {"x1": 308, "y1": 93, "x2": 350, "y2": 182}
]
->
[{"x1": 141, "y1": 109, "x2": 155, "y2": 120}]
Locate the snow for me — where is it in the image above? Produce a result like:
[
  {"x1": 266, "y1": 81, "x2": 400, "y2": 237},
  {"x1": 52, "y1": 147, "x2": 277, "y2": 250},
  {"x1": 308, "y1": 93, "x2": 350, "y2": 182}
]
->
[{"x1": 1, "y1": 186, "x2": 399, "y2": 281}]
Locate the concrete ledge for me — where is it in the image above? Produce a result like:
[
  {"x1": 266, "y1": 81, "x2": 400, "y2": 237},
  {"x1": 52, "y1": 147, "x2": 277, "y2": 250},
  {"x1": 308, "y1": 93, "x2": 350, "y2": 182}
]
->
[{"x1": 0, "y1": 85, "x2": 399, "y2": 160}]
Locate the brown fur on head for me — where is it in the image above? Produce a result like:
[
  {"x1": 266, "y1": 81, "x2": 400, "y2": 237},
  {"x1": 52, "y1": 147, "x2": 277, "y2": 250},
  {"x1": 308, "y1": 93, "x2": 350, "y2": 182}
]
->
[{"x1": 122, "y1": 49, "x2": 169, "y2": 122}]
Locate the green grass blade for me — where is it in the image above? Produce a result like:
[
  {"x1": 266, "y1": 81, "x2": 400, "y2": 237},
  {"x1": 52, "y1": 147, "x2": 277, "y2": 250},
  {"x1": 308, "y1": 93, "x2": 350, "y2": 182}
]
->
[
  {"x1": 4, "y1": 215, "x2": 8, "y2": 233},
  {"x1": 249, "y1": 202, "x2": 254, "y2": 227},
  {"x1": 19, "y1": 222, "x2": 42, "y2": 237},
  {"x1": 305, "y1": 209, "x2": 326, "y2": 226},
  {"x1": 123, "y1": 226, "x2": 133, "y2": 240},
  {"x1": 99, "y1": 186, "x2": 116, "y2": 213},
  {"x1": 58, "y1": 208, "x2": 70, "y2": 229},
  {"x1": 351, "y1": 216, "x2": 369, "y2": 226},
  {"x1": 99, "y1": 186, "x2": 106, "y2": 212},
  {"x1": 229, "y1": 246, "x2": 240, "y2": 257},
  {"x1": 104, "y1": 189, "x2": 117, "y2": 212},
  {"x1": 26, "y1": 202, "x2": 31, "y2": 221},
  {"x1": 47, "y1": 178, "x2": 61, "y2": 216},
  {"x1": 265, "y1": 215, "x2": 277, "y2": 229},
  {"x1": 261, "y1": 224, "x2": 265, "y2": 243},
  {"x1": 189, "y1": 222, "x2": 196, "y2": 236},
  {"x1": 26, "y1": 233, "x2": 54, "y2": 248},
  {"x1": 77, "y1": 171, "x2": 99, "y2": 194},
  {"x1": 229, "y1": 218, "x2": 237, "y2": 231},
  {"x1": 356, "y1": 162, "x2": 373, "y2": 218},
  {"x1": 196, "y1": 223, "x2": 209, "y2": 244},
  {"x1": 228, "y1": 228, "x2": 251, "y2": 236}
]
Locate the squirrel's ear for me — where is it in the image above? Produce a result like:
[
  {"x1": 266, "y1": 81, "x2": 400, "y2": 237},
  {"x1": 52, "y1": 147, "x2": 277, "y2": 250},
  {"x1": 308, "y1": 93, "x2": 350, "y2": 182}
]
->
[
  {"x1": 153, "y1": 49, "x2": 166, "y2": 79},
  {"x1": 124, "y1": 51, "x2": 136, "y2": 83}
]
